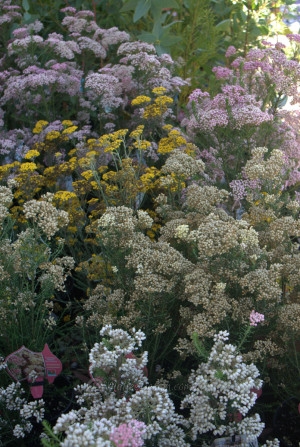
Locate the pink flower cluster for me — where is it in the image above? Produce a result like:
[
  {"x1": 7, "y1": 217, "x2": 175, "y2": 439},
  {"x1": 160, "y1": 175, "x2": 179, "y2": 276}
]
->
[
  {"x1": 109, "y1": 420, "x2": 146, "y2": 447},
  {"x1": 249, "y1": 310, "x2": 264, "y2": 327},
  {"x1": 0, "y1": 5, "x2": 187, "y2": 139},
  {"x1": 184, "y1": 84, "x2": 272, "y2": 132}
]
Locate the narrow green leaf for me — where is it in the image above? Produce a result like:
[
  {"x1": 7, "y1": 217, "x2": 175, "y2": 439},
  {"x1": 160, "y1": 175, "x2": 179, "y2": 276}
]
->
[
  {"x1": 215, "y1": 19, "x2": 231, "y2": 31},
  {"x1": 155, "y1": 44, "x2": 166, "y2": 55},
  {"x1": 22, "y1": 0, "x2": 30, "y2": 11},
  {"x1": 23, "y1": 11, "x2": 32, "y2": 22},
  {"x1": 120, "y1": 0, "x2": 139, "y2": 12},
  {"x1": 160, "y1": 31, "x2": 182, "y2": 46},
  {"x1": 162, "y1": 19, "x2": 182, "y2": 30},
  {"x1": 152, "y1": 20, "x2": 163, "y2": 37},
  {"x1": 138, "y1": 31, "x2": 157, "y2": 43},
  {"x1": 150, "y1": 2, "x2": 162, "y2": 23},
  {"x1": 152, "y1": 0, "x2": 179, "y2": 7},
  {"x1": 133, "y1": 0, "x2": 151, "y2": 22}
]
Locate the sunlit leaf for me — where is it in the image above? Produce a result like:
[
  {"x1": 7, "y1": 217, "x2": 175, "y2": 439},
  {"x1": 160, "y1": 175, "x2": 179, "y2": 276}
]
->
[{"x1": 215, "y1": 19, "x2": 231, "y2": 32}]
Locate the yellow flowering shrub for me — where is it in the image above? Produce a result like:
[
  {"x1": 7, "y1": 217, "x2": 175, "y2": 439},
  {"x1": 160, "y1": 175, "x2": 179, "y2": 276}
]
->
[{"x1": 53, "y1": 191, "x2": 85, "y2": 235}]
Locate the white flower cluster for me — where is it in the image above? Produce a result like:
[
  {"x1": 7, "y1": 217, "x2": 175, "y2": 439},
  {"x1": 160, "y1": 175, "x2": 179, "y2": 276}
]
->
[
  {"x1": 0, "y1": 382, "x2": 45, "y2": 438},
  {"x1": 19, "y1": 399, "x2": 45, "y2": 422},
  {"x1": 55, "y1": 415, "x2": 114, "y2": 447},
  {"x1": 89, "y1": 325, "x2": 148, "y2": 394},
  {"x1": 181, "y1": 331, "x2": 263, "y2": 440},
  {"x1": 116, "y1": 386, "x2": 189, "y2": 446},
  {"x1": 175, "y1": 224, "x2": 190, "y2": 240},
  {"x1": 52, "y1": 326, "x2": 188, "y2": 447}
]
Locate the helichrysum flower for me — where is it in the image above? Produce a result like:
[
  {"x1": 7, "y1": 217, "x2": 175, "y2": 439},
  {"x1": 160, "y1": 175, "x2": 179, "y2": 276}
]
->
[
  {"x1": 62, "y1": 125, "x2": 78, "y2": 134},
  {"x1": 131, "y1": 96, "x2": 151, "y2": 106},
  {"x1": 19, "y1": 162, "x2": 37, "y2": 172},
  {"x1": 152, "y1": 86, "x2": 167, "y2": 95},
  {"x1": 32, "y1": 120, "x2": 49, "y2": 134},
  {"x1": 24, "y1": 150, "x2": 40, "y2": 160},
  {"x1": 45, "y1": 130, "x2": 61, "y2": 141},
  {"x1": 129, "y1": 125, "x2": 144, "y2": 139},
  {"x1": 62, "y1": 120, "x2": 74, "y2": 127}
]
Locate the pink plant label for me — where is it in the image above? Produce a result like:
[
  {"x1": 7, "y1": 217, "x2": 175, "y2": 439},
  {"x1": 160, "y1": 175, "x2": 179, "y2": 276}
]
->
[
  {"x1": 42, "y1": 344, "x2": 62, "y2": 384},
  {"x1": 5, "y1": 344, "x2": 62, "y2": 399}
]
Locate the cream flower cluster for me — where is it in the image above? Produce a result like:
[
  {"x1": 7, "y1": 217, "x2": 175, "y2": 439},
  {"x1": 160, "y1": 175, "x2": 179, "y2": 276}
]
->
[
  {"x1": 0, "y1": 185, "x2": 13, "y2": 230},
  {"x1": 23, "y1": 194, "x2": 69, "y2": 239}
]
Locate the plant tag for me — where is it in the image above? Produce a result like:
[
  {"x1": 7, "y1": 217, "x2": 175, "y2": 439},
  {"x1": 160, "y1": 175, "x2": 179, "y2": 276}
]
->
[
  {"x1": 211, "y1": 436, "x2": 258, "y2": 447},
  {"x1": 42, "y1": 344, "x2": 62, "y2": 384},
  {"x1": 5, "y1": 344, "x2": 62, "y2": 398}
]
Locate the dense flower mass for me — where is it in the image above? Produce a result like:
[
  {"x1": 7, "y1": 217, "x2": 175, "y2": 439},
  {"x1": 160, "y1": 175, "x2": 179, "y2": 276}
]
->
[
  {"x1": 181, "y1": 331, "x2": 264, "y2": 438},
  {"x1": 0, "y1": 1, "x2": 300, "y2": 446}
]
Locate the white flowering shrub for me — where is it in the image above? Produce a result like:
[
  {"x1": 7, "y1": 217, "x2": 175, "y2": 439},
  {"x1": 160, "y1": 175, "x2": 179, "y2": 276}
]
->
[
  {"x1": 181, "y1": 331, "x2": 264, "y2": 441},
  {"x1": 89, "y1": 325, "x2": 148, "y2": 399},
  {"x1": 45, "y1": 325, "x2": 188, "y2": 447},
  {"x1": 40, "y1": 326, "x2": 270, "y2": 447}
]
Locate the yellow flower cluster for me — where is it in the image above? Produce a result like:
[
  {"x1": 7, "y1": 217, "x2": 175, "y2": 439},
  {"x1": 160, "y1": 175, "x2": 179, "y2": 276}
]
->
[
  {"x1": 54, "y1": 191, "x2": 78, "y2": 202},
  {"x1": 133, "y1": 140, "x2": 151, "y2": 150},
  {"x1": 62, "y1": 126, "x2": 78, "y2": 135},
  {"x1": 45, "y1": 131, "x2": 61, "y2": 141},
  {"x1": 0, "y1": 161, "x2": 20, "y2": 182},
  {"x1": 152, "y1": 87, "x2": 167, "y2": 96},
  {"x1": 81, "y1": 170, "x2": 94, "y2": 181},
  {"x1": 24, "y1": 150, "x2": 40, "y2": 160},
  {"x1": 140, "y1": 167, "x2": 161, "y2": 192},
  {"x1": 158, "y1": 129, "x2": 188, "y2": 154},
  {"x1": 129, "y1": 125, "x2": 151, "y2": 151},
  {"x1": 130, "y1": 88, "x2": 174, "y2": 120},
  {"x1": 32, "y1": 120, "x2": 49, "y2": 134},
  {"x1": 131, "y1": 96, "x2": 151, "y2": 106},
  {"x1": 143, "y1": 96, "x2": 174, "y2": 119},
  {"x1": 96, "y1": 129, "x2": 128, "y2": 153},
  {"x1": 62, "y1": 120, "x2": 74, "y2": 127},
  {"x1": 19, "y1": 162, "x2": 37, "y2": 173},
  {"x1": 129, "y1": 125, "x2": 144, "y2": 139}
]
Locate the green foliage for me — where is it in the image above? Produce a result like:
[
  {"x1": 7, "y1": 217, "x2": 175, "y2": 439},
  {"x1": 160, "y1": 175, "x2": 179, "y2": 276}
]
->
[
  {"x1": 211, "y1": 0, "x2": 292, "y2": 56},
  {"x1": 41, "y1": 421, "x2": 62, "y2": 447},
  {"x1": 173, "y1": 0, "x2": 221, "y2": 98},
  {"x1": 121, "y1": 0, "x2": 179, "y2": 23},
  {"x1": 120, "y1": 0, "x2": 182, "y2": 54}
]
